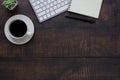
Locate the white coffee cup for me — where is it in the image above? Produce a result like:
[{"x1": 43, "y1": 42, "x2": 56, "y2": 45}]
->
[
  {"x1": 8, "y1": 19, "x2": 32, "y2": 40},
  {"x1": 4, "y1": 15, "x2": 34, "y2": 45}
]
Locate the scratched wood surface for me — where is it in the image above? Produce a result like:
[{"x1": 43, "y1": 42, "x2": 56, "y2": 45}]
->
[{"x1": 0, "y1": 0, "x2": 119, "y2": 57}]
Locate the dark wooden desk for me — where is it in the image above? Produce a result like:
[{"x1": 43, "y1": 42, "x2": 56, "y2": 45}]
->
[{"x1": 0, "y1": 0, "x2": 120, "y2": 80}]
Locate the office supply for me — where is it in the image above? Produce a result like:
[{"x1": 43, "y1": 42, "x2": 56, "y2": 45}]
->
[
  {"x1": 29, "y1": 0, "x2": 71, "y2": 23},
  {"x1": 68, "y1": 0, "x2": 103, "y2": 19}
]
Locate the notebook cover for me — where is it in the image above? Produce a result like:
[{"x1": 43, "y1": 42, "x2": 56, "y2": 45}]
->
[{"x1": 68, "y1": 0, "x2": 103, "y2": 19}]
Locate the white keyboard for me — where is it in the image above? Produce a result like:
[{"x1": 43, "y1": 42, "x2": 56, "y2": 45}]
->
[{"x1": 29, "y1": 0, "x2": 70, "y2": 23}]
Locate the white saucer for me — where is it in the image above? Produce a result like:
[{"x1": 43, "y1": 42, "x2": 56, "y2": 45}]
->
[{"x1": 4, "y1": 14, "x2": 34, "y2": 45}]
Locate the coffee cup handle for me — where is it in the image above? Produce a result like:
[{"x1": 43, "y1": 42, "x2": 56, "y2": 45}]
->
[{"x1": 26, "y1": 32, "x2": 32, "y2": 36}]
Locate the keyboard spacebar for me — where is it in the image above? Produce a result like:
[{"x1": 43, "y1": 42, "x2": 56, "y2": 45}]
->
[{"x1": 55, "y1": 5, "x2": 68, "y2": 14}]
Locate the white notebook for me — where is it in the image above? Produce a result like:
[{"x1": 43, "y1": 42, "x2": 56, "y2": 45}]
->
[{"x1": 68, "y1": 0, "x2": 103, "y2": 18}]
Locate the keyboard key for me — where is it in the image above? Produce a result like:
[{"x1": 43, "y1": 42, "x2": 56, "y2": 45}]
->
[
  {"x1": 53, "y1": 6, "x2": 57, "y2": 9},
  {"x1": 55, "y1": 5, "x2": 68, "y2": 13},
  {"x1": 43, "y1": 6, "x2": 46, "y2": 10},
  {"x1": 43, "y1": 15, "x2": 47, "y2": 19},
  {"x1": 36, "y1": 8, "x2": 42, "y2": 13},
  {"x1": 46, "y1": 9, "x2": 50, "y2": 13},
  {"x1": 54, "y1": 1, "x2": 57, "y2": 5},
  {"x1": 50, "y1": 8, "x2": 53, "y2": 11},
  {"x1": 46, "y1": 5, "x2": 50, "y2": 9},
  {"x1": 44, "y1": 1, "x2": 47, "y2": 5},
  {"x1": 47, "y1": 13, "x2": 51, "y2": 18},
  {"x1": 38, "y1": 11, "x2": 45, "y2": 16},
  {"x1": 36, "y1": 1, "x2": 40, "y2": 4},
  {"x1": 57, "y1": 0, "x2": 61, "y2": 3},
  {"x1": 39, "y1": 17, "x2": 44, "y2": 21},
  {"x1": 32, "y1": 2, "x2": 37, "y2": 6},
  {"x1": 40, "y1": 0, "x2": 43, "y2": 2},
  {"x1": 51, "y1": 11, "x2": 55, "y2": 16},
  {"x1": 48, "y1": 0, "x2": 51, "y2": 3},
  {"x1": 40, "y1": 3, "x2": 43, "y2": 7},
  {"x1": 50, "y1": 3, "x2": 53, "y2": 7},
  {"x1": 57, "y1": 4, "x2": 61, "y2": 8},
  {"x1": 34, "y1": 5, "x2": 40, "y2": 10}
]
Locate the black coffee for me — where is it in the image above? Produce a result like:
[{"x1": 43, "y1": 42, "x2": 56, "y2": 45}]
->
[{"x1": 10, "y1": 20, "x2": 27, "y2": 37}]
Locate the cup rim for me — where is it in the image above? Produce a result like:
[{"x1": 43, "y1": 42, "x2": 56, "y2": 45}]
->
[{"x1": 8, "y1": 19, "x2": 28, "y2": 40}]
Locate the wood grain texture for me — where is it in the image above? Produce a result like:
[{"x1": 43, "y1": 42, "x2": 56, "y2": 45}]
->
[
  {"x1": 0, "y1": 0, "x2": 120, "y2": 57},
  {"x1": 0, "y1": 58, "x2": 120, "y2": 80},
  {"x1": 0, "y1": 0, "x2": 119, "y2": 79}
]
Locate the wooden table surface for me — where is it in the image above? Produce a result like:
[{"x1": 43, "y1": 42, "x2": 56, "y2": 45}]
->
[{"x1": 0, "y1": 0, "x2": 120, "y2": 80}]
